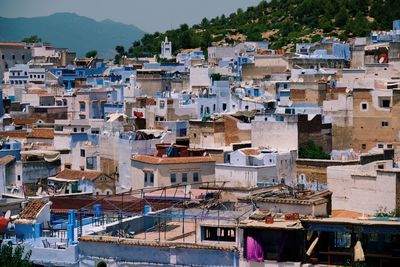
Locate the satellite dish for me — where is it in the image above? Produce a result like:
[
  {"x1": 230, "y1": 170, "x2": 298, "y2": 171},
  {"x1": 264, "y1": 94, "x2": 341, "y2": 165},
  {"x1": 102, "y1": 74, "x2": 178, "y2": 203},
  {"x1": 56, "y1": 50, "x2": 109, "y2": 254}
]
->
[
  {"x1": 327, "y1": 75, "x2": 332, "y2": 81},
  {"x1": 379, "y1": 57, "x2": 385, "y2": 64}
]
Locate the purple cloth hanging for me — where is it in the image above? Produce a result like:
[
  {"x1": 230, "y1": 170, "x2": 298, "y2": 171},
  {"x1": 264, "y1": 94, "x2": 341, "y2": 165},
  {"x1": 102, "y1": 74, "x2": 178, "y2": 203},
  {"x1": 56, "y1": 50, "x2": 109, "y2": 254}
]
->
[{"x1": 246, "y1": 233, "x2": 264, "y2": 262}]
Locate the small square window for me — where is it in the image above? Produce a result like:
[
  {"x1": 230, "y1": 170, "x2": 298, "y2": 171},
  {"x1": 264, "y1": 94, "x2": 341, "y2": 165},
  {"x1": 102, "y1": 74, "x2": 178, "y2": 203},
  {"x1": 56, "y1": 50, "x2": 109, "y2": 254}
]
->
[
  {"x1": 361, "y1": 103, "x2": 368, "y2": 110},
  {"x1": 381, "y1": 99, "x2": 390, "y2": 108},
  {"x1": 182, "y1": 173, "x2": 188, "y2": 183},
  {"x1": 387, "y1": 144, "x2": 393, "y2": 149},
  {"x1": 73, "y1": 128, "x2": 77, "y2": 133},
  {"x1": 378, "y1": 144, "x2": 384, "y2": 149},
  {"x1": 382, "y1": 121, "x2": 389, "y2": 127},
  {"x1": 193, "y1": 172, "x2": 199, "y2": 182},
  {"x1": 362, "y1": 144, "x2": 367, "y2": 150},
  {"x1": 378, "y1": 164, "x2": 384, "y2": 169},
  {"x1": 80, "y1": 149, "x2": 85, "y2": 157},
  {"x1": 170, "y1": 173, "x2": 176, "y2": 183},
  {"x1": 334, "y1": 232, "x2": 351, "y2": 248}
]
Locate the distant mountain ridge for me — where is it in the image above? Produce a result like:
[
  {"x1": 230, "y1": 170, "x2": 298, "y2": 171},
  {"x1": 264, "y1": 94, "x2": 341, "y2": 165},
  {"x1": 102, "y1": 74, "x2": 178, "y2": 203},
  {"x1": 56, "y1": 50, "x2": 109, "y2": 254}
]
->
[{"x1": 0, "y1": 12, "x2": 145, "y2": 58}]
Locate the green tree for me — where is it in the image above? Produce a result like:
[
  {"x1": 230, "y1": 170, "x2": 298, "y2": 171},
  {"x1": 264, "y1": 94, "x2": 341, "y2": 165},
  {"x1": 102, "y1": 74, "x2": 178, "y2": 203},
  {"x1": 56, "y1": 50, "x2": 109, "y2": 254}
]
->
[
  {"x1": 299, "y1": 140, "x2": 330, "y2": 159},
  {"x1": 21, "y1": 35, "x2": 41, "y2": 43},
  {"x1": 115, "y1": 45, "x2": 125, "y2": 55},
  {"x1": 210, "y1": 73, "x2": 222, "y2": 81},
  {"x1": 85, "y1": 50, "x2": 97, "y2": 58},
  {"x1": 0, "y1": 244, "x2": 33, "y2": 267},
  {"x1": 334, "y1": 6, "x2": 348, "y2": 27},
  {"x1": 349, "y1": 11, "x2": 371, "y2": 36}
]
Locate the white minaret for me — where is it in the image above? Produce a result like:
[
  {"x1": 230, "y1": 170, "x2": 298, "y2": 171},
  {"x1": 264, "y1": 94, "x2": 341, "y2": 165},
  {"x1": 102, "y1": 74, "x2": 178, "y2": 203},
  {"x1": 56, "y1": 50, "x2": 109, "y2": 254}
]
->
[
  {"x1": 124, "y1": 74, "x2": 141, "y2": 105},
  {"x1": 160, "y1": 36, "x2": 172, "y2": 59}
]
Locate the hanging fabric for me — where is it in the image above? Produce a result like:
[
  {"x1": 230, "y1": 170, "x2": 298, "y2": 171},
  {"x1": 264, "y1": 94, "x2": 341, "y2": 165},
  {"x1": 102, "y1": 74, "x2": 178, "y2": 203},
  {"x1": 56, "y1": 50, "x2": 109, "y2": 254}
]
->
[
  {"x1": 246, "y1": 233, "x2": 264, "y2": 262},
  {"x1": 354, "y1": 240, "x2": 365, "y2": 262},
  {"x1": 306, "y1": 236, "x2": 319, "y2": 256}
]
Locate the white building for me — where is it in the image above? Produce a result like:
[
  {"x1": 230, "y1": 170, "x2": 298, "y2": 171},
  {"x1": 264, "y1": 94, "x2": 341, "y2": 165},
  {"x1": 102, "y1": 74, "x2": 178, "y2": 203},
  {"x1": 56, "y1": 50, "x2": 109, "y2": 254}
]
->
[
  {"x1": 327, "y1": 159, "x2": 399, "y2": 215},
  {"x1": 216, "y1": 148, "x2": 297, "y2": 188}
]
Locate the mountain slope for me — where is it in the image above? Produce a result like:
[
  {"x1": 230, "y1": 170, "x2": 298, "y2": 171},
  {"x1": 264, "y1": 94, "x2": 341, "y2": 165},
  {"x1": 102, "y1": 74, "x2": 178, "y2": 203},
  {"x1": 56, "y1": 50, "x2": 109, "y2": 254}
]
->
[
  {"x1": 0, "y1": 12, "x2": 145, "y2": 58},
  {"x1": 126, "y1": 0, "x2": 400, "y2": 57}
]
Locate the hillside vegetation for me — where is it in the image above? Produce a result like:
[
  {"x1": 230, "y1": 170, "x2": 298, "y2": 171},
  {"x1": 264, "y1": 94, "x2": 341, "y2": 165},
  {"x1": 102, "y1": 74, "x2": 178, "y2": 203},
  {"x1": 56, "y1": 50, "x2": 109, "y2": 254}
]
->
[{"x1": 125, "y1": 0, "x2": 400, "y2": 58}]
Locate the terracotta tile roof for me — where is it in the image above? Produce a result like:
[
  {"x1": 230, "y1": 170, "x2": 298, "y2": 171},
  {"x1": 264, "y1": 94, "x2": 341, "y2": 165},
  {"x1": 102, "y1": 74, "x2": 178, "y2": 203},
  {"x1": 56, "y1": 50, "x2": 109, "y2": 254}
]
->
[
  {"x1": 0, "y1": 131, "x2": 28, "y2": 138},
  {"x1": 56, "y1": 169, "x2": 103, "y2": 181},
  {"x1": 39, "y1": 93, "x2": 55, "y2": 97},
  {"x1": 13, "y1": 117, "x2": 38, "y2": 126},
  {"x1": 28, "y1": 128, "x2": 54, "y2": 139},
  {"x1": 241, "y1": 148, "x2": 260, "y2": 156},
  {"x1": 0, "y1": 155, "x2": 16, "y2": 165},
  {"x1": 332, "y1": 209, "x2": 365, "y2": 219},
  {"x1": 131, "y1": 154, "x2": 216, "y2": 165},
  {"x1": 49, "y1": 195, "x2": 183, "y2": 214},
  {"x1": 27, "y1": 88, "x2": 47, "y2": 94},
  {"x1": 79, "y1": 235, "x2": 237, "y2": 252},
  {"x1": 0, "y1": 42, "x2": 25, "y2": 47},
  {"x1": 19, "y1": 199, "x2": 48, "y2": 220}
]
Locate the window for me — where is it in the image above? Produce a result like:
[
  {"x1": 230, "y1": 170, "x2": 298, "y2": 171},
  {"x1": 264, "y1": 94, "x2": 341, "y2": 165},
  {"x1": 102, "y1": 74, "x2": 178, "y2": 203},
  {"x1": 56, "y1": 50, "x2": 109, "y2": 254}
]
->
[
  {"x1": 334, "y1": 232, "x2": 351, "y2": 248},
  {"x1": 22, "y1": 55, "x2": 25, "y2": 60},
  {"x1": 17, "y1": 175, "x2": 21, "y2": 181},
  {"x1": 382, "y1": 121, "x2": 389, "y2": 127},
  {"x1": 170, "y1": 173, "x2": 176, "y2": 183},
  {"x1": 387, "y1": 144, "x2": 393, "y2": 149},
  {"x1": 79, "y1": 102, "x2": 86, "y2": 112},
  {"x1": 182, "y1": 173, "x2": 188, "y2": 183},
  {"x1": 73, "y1": 128, "x2": 77, "y2": 133},
  {"x1": 86, "y1": 157, "x2": 97, "y2": 170},
  {"x1": 213, "y1": 104, "x2": 216, "y2": 112},
  {"x1": 378, "y1": 164, "x2": 384, "y2": 169},
  {"x1": 362, "y1": 144, "x2": 367, "y2": 149},
  {"x1": 64, "y1": 163, "x2": 72, "y2": 169},
  {"x1": 361, "y1": 103, "x2": 368, "y2": 111},
  {"x1": 222, "y1": 103, "x2": 227, "y2": 111},
  {"x1": 203, "y1": 227, "x2": 236, "y2": 242},
  {"x1": 1, "y1": 55, "x2": 4, "y2": 59},
  {"x1": 245, "y1": 105, "x2": 249, "y2": 110},
  {"x1": 193, "y1": 172, "x2": 199, "y2": 182},
  {"x1": 91, "y1": 129, "x2": 100, "y2": 134},
  {"x1": 80, "y1": 149, "x2": 85, "y2": 157},
  {"x1": 159, "y1": 100, "x2": 165, "y2": 109},
  {"x1": 12, "y1": 55, "x2": 15, "y2": 60},
  {"x1": 379, "y1": 97, "x2": 391, "y2": 108},
  {"x1": 378, "y1": 144, "x2": 384, "y2": 148},
  {"x1": 81, "y1": 128, "x2": 85, "y2": 132},
  {"x1": 144, "y1": 172, "x2": 154, "y2": 186}
]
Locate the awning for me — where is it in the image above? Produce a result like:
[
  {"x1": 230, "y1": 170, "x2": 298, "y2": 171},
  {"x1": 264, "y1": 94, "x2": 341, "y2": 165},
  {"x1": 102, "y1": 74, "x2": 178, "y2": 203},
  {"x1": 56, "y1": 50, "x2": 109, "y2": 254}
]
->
[
  {"x1": 48, "y1": 177, "x2": 77, "y2": 182},
  {"x1": 20, "y1": 150, "x2": 60, "y2": 162},
  {"x1": 137, "y1": 129, "x2": 163, "y2": 137},
  {"x1": 365, "y1": 43, "x2": 389, "y2": 51}
]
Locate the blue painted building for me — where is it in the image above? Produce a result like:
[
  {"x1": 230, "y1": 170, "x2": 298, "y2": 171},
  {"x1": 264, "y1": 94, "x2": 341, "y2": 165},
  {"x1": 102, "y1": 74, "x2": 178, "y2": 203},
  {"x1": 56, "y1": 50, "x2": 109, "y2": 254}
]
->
[{"x1": 0, "y1": 141, "x2": 21, "y2": 160}]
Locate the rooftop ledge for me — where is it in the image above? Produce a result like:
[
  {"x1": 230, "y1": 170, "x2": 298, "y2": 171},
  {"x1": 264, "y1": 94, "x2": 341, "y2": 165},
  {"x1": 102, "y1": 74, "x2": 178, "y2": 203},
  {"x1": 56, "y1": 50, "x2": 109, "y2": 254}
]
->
[{"x1": 78, "y1": 235, "x2": 237, "y2": 252}]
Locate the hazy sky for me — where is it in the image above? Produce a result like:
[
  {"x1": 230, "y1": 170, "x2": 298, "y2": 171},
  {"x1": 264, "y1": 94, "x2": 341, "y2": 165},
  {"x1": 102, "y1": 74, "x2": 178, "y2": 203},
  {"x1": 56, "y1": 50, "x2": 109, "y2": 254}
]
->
[{"x1": 0, "y1": 0, "x2": 263, "y2": 32}]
